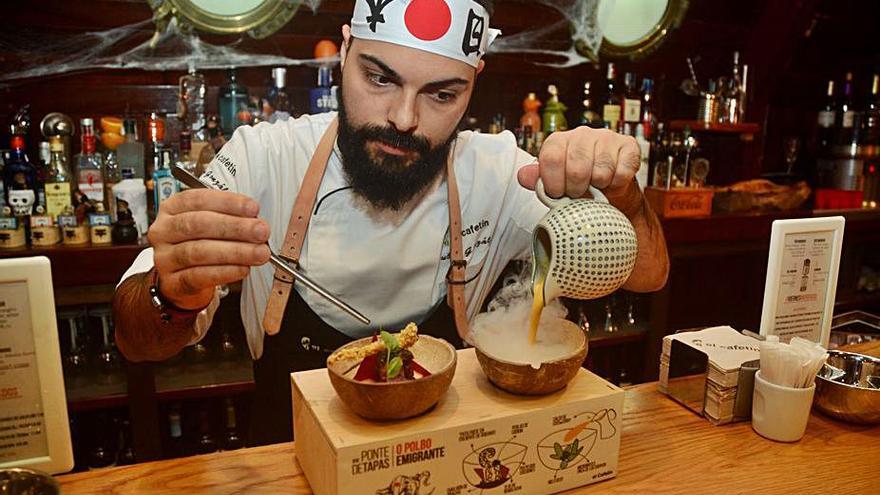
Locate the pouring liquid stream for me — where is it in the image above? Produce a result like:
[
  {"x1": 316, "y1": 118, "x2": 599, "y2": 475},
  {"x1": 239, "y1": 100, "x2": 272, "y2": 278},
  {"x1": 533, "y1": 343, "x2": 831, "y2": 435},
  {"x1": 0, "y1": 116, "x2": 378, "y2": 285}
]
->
[{"x1": 529, "y1": 270, "x2": 546, "y2": 345}]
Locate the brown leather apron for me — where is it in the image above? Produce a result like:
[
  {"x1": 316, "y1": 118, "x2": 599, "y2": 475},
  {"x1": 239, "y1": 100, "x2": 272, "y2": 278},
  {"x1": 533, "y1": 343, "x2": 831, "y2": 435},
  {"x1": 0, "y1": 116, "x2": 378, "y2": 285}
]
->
[{"x1": 251, "y1": 118, "x2": 470, "y2": 445}]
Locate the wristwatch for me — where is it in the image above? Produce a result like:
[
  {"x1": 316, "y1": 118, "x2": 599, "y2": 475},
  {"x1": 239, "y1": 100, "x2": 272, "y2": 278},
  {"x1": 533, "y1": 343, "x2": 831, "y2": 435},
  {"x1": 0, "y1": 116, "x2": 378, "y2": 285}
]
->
[{"x1": 149, "y1": 269, "x2": 202, "y2": 323}]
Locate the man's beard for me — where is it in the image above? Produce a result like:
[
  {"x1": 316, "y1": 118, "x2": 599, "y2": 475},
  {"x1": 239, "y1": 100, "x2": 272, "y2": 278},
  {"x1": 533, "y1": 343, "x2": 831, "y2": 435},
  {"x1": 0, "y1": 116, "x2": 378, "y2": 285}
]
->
[{"x1": 337, "y1": 90, "x2": 456, "y2": 211}]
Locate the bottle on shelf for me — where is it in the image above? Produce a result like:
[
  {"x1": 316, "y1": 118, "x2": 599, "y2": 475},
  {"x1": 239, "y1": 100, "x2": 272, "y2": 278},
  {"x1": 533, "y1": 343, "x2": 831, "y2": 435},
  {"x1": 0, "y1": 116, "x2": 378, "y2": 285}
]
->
[
  {"x1": 817, "y1": 79, "x2": 837, "y2": 154},
  {"x1": 520, "y1": 92, "x2": 542, "y2": 134},
  {"x1": 179, "y1": 66, "x2": 207, "y2": 141},
  {"x1": 117, "y1": 118, "x2": 145, "y2": 180},
  {"x1": 267, "y1": 67, "x2": 292, "y2": 121},
  {"x1": 36, "y1": 140, "x2": 51, "y2": 209},
  {"x1": 634, "y1": 123, "x2": 651, "y2": 190},
  {"x1": 152, "y1": 146, "x2": 177, "y2": 215},
  {"x1": 87, "y1": 412, "x2": 117, "y2": 470},
  {"x1": 622, "y1": 72, "x2": 641, "y2": 134},
  {"x1": 75, "y1": 118, "x2": 105, "y2": 208},
  {"x1": 112, "y1": 168, "x2": 149, "y2": 237},
  {"x1": 602, "y1": 63, "x2": 622, "y2": 132},
  {"x1": 640, "y1": 77, "x2": 655, "y2": 139},
  {"x1": 310, "y1": 66, "x2": 337, "y2": 115},
  {"x1": 116, "y1": 417, "x2": 137, "y2": 466},
  {"x1": 722, "y1": 51, "x2": 744, "y2": 124},
  {"x1": 837, "y1": 72, "x2": 856, "y2": 143},
  {"x1": 167, "y1": 404, "x2": 186, "y2": 458},
  {"x1": 46, "y1": 135, "x2": 73, "y2": 219},
  {"x1": 194, "y1": 406, "x2": 219, "y2": 455},
  {"x1": 3, "y1": 129, "x2": 37, "y2": 218},
  {"x1": 542, "y1": 84, "x2": 568, "y2": 135},
  {"x1": 579, "y1": 82, "x2": 604, "y2": 129},
  {"x1": 222, "y1": 398, "x2": 244, "y2": 451},
  {"x1": 219, "y1": 68, "x2": 250, "y2": 138},
  {"x1": 175, "y1": 130, "x2": 197, "y2": 190}
]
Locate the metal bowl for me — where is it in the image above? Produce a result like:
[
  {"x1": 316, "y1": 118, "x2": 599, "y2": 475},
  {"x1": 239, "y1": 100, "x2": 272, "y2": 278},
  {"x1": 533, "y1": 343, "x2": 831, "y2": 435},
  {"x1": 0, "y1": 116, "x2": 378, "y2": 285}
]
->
[
  {"x1": 474, "y1": 319, "x2": 587, "y2": 396},
  {"x1": 327, "y1": 335, "x2": 457, "y2": 420},
  {"x1": 0, "y1": 468, "x2": 60, "y2": 495},
  {"x1": 814, "y1": 351, "x2": 880, "y2": 424}
]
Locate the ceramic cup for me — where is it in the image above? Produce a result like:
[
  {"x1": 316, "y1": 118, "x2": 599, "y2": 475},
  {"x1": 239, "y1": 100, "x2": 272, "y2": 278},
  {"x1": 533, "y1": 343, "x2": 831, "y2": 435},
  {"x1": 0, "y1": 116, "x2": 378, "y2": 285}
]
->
[
  {"x1": 532, "y1": 179, "x2": 638, "y2": 302},
  {"x1": 751, "y1": 370, "x2": 816, "y2": 442}
]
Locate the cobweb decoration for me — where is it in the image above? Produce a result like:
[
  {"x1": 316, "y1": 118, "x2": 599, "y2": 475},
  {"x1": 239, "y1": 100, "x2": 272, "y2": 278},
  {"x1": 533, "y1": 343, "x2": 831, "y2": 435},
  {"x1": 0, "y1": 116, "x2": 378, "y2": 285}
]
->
[
  {"x1": 0, "y1": 0, "x2": 605, "y2": 82},
  {"x1": 489, "y1": 0, "x2": 604, "y2": 68},
  {"x1": 0, "y1": 2, "x2": 333, "y2": 82}
]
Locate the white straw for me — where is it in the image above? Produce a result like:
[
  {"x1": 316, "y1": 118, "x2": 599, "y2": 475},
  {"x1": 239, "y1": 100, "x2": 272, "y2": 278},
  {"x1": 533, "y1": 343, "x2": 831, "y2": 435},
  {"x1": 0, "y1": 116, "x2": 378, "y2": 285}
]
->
[{"x1": 760, "y1": 337, "x2": 827, "y2": 388}]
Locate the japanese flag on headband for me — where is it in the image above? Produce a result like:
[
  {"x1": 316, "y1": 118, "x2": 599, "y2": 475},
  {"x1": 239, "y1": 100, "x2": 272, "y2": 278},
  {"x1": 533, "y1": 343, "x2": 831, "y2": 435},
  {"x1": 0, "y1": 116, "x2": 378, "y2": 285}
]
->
[{"x1": 350, "y1": 0, "x2": 501, "y2": 68}]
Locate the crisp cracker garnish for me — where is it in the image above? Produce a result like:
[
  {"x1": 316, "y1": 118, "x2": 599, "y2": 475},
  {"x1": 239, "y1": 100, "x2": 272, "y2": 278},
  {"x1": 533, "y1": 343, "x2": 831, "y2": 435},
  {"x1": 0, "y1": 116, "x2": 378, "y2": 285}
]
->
[{"x1": 328, "y1": 322, "x2": 419, "y2": 365}]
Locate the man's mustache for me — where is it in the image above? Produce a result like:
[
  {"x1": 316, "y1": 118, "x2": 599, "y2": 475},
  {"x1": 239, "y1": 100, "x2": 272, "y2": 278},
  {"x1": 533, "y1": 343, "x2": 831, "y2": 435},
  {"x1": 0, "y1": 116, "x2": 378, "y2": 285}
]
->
[{"x1": 357, "y1": 124, "x2": 432, "y2": 154}]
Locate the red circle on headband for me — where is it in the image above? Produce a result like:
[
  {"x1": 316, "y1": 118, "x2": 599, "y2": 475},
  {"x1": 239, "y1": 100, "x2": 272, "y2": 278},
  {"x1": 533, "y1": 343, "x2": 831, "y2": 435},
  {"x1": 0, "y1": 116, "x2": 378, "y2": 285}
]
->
[{"x1": 405, "y1": 0, "x2": 452, "y2": 41}]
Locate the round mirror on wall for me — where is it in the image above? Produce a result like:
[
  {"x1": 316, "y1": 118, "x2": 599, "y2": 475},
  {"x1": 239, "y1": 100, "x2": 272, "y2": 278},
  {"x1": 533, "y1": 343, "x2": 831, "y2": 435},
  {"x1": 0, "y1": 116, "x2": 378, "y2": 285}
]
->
[
  {"x1": 576, "y1": 0, "x2": 689, "y2": 61},
  {"x1": 150, "y1": 0, "x2": 301, "y2": 39}
]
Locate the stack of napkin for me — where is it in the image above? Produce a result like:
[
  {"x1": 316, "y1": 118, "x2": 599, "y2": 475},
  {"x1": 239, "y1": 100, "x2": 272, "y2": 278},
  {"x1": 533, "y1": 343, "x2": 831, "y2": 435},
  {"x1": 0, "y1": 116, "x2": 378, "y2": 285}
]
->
[{"x1": 660, "y1": 326, "x2": 761, "y2": 424}]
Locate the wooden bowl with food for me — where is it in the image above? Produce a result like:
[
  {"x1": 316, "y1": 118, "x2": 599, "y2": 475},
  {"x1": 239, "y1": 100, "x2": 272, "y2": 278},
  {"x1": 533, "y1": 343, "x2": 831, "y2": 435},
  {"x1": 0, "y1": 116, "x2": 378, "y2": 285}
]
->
[{"x1": 326, "y1": 324, "x2": 457, "y2": 420}]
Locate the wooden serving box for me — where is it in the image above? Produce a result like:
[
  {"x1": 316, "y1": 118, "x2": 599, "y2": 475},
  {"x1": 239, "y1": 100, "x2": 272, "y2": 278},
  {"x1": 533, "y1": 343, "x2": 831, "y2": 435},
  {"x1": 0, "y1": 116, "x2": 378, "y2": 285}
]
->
[
  {"x1": 292, "y1": 349, "x2": 624, "y2": 495},
  {"x1": 644, "y1": 186, "x2": 714, "y2": 218}
]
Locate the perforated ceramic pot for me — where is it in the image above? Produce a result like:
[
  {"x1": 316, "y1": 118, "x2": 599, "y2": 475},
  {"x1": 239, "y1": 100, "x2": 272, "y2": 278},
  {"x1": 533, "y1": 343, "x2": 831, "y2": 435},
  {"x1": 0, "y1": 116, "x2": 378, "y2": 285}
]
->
[{"x1": 531, "y1": 180, "x2": 638, "y2": 302}]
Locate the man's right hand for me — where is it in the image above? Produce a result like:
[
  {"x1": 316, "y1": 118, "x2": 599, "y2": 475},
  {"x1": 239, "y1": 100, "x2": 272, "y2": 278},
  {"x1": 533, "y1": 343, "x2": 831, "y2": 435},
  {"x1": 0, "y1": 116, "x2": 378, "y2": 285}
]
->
[{"x1": 148, "y1": 189, "x2": 271, "y2": 310}]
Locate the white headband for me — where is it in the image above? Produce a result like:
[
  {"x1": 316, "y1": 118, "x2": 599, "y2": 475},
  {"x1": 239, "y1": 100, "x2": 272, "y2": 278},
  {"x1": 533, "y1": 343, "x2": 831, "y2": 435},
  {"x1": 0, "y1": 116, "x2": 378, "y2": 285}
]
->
[{"x1": 350, "y1": 0, "x2": 501, "y2": 68}]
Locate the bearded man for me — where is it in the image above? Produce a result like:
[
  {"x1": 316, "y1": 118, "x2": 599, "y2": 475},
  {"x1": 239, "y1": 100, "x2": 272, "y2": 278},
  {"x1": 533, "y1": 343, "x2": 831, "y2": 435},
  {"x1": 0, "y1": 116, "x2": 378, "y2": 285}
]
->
[{"x1": 113, "y1": 0, "x2": 669, "y2": 445}]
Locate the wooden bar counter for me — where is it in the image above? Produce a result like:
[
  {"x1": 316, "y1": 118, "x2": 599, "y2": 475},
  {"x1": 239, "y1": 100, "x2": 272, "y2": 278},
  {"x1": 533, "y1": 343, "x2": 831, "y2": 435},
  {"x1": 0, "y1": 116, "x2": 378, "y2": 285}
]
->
[{"x1": 58, "y1": 379, "x2": 879, "y2": 494}]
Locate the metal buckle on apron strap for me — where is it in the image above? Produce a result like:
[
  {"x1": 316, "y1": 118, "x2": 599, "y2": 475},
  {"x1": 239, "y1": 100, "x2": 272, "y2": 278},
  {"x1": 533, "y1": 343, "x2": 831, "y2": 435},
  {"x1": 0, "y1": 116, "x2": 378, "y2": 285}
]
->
[
  {"x1": 272, "y1": 255, "x2": 300, "y2": 283},
  {"x1": 446, "y1": 259, "x2": 468, "y2": 285}
]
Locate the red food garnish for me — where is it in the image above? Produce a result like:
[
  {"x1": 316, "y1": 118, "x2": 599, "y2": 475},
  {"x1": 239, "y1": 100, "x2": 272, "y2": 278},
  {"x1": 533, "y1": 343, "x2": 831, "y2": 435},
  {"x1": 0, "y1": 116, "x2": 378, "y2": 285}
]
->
[
  {"x1": 354, "y1": 353, "x2": 379, "y2": 381},
  {"x1": 410, "y1": 360, "x2": 432, "y2": 377}
]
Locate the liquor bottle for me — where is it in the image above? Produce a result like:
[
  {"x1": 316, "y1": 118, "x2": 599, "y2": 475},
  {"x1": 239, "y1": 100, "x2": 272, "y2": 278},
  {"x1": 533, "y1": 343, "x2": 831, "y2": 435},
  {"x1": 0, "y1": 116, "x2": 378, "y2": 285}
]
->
[
  {"x1": 179, "y1": 66, "x2": 207, "y2": 140},
  {"x1": 722, "y1": 51, "x2": 744, "y2": 124},
  {"x1": 112, "y1": 168, "x2": 149, "y2": 237},
  {"x1": 103, "y1": 148, "x2": 121, "y2": 221},
  {"x1": 640, "y1": 77, "x2": 655, "y2": 139},
  {"x1": 310, "y1": 66, "x2": 336, "y2": 114},
  {"x1": 222, "y1": 398, "x2": 244, "y2": 451},
  {"x1": 622, "y1": 72, "x2": 641, "y2": 133},
  {"x1": 152, "y1": 147, "x2": 177, "y2": 216},
  {"x1": 167, "y1": 405, "x2": 186, "y2": 458},
  {"x1": 117, "y1": 119, "x2": 145, "y2": 179},
  {"x1": 45, "y1": 136, "x2": 73, "y2": 219},
  {"x1": 579, "y1": 82, "x2": 603, "y2": 129},
  {"x1": 194, "y1": 406, "x2": 219, "y2": 455},
  {"x1": 3, "y1": 132, "x2": 37, "y2": 217},
  {"x1": 865, "y1": 74, "x2": 880, "y2": 145},
  {"x1": 542, "y1": 85, "x2": 568, "y2": 135},
  {"x1": 87, "y1": 412, "x2": 117, "y2": 469},
  {"x1": 817, "y1": 80, "x2": 837, "y2": 153},
  {"x1": 267, "y1": 67, "x2": 292, "y2": 120},
  {"x1": 116, "y1": 417, "x2": 137, "y2": 466},
  {"x1": 75, "y1": 118, "x2": 105, "y2": 206},
  {"x1": 175, "y1": 131, "x2": 196, "y2": 191},
  {"x1": 838, "y1": 72, "x2": 856, "y2": 138},
  {"x1": 219, "y1": 68, "x2": 249, "y2": 138},
  {"x1": 634, "y1": 123, "x2": 651, "y2": 190},
  {"x1": 36, "y1": 141, "x2": 50, "y2": 208},
  {"x1": 520, "y1": 92, "x2": 542, "y2": 134},
  {"x1": 602, "y1": 63, "x2": 622, "y2": 132}
]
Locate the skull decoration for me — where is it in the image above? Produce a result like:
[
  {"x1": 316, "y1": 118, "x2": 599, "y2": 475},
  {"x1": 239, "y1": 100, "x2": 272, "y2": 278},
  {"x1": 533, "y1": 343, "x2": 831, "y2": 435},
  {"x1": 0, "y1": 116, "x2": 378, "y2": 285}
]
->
[{"x1": 7, "y1": 190, "x2": 35, "y2": 216}]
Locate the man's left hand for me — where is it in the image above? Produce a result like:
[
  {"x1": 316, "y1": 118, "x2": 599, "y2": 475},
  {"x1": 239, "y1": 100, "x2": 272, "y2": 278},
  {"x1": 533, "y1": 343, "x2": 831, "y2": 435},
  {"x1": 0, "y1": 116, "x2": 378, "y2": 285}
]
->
[{"x1": 517, "y1": 127, "x2": 643, "y2": 215}]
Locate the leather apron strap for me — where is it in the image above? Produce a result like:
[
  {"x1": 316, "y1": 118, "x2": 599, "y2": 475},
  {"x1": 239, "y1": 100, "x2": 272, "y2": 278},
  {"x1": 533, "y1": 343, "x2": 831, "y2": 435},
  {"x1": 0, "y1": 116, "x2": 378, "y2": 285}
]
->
[
  {"x1": 262, "y1": 118, "x2": 338, "y2": 334},
  {"x1": 261, "y1": 118, "x2": 470, "y2": 340}
]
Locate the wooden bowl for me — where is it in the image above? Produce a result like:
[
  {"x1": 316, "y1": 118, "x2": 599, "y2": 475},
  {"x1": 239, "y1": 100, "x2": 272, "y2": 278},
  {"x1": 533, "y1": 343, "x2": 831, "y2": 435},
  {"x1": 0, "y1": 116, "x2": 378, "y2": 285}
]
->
[
  {"x1": 474, "y1": 319, "x2": 587, "y2": 395},
  {"x1": 327, "y1": 335, "x2": 457, "y2": 420}
]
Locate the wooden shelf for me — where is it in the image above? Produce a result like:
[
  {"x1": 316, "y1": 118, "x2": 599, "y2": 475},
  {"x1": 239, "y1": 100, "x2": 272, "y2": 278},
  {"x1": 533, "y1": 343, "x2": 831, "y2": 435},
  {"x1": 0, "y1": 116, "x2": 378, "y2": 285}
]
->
[
  {"x1": 66, "y1": 371, "x2": 128, "y2": 412},
  {"x1": 669, "y1": 120, "x2": 761, "y2": 135},
  {"x1": 0, "y1": 240, "x2": 147, "y2": 287},
  {"x1": 588, "y1": 327, "x2": 647, "y2": 348},
  {"x1": 835, "y1": 292, "x2": 880, "y2": 313},
  {"x1": 154, "y1": 358, "x2": 255, "y2": 402}
]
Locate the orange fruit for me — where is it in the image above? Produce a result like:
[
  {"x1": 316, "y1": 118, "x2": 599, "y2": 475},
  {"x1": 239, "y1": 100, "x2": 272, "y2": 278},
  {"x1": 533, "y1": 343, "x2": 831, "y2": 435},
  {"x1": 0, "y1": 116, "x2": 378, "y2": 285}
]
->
[
  {"x1": 100, "y1": 116, "x2": 123, "y2": 134},
  {"x1": 101, "y1": 132, "x2": 125, "y2": 150},
  {"x1": 314, "y1": 39, "x2": 338, "y2": 59}
]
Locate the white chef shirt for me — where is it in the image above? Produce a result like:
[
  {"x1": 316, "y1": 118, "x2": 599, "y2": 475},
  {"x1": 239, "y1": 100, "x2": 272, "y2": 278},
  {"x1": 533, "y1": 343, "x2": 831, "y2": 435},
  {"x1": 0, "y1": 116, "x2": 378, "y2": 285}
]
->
[{"x1": 120, "y1": 112, "x2": 548, "y2": 359}]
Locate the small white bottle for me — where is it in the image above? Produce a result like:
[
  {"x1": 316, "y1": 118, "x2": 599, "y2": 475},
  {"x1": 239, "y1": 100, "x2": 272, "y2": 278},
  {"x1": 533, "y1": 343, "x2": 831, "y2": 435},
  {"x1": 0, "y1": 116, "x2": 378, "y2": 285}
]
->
[
  {"x1": 634, "y1": 124, "x2": 651, "y2": 190},
  {"x1": 112, "y1": 168, "x2": 149, "y2": 236}
]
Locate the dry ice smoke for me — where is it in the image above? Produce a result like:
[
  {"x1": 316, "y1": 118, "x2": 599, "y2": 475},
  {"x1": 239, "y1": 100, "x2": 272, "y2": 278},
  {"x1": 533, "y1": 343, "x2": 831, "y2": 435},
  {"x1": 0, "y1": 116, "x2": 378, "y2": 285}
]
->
[{"x1": 472, "y1": 262, "x2": 568, "y2": 338}]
